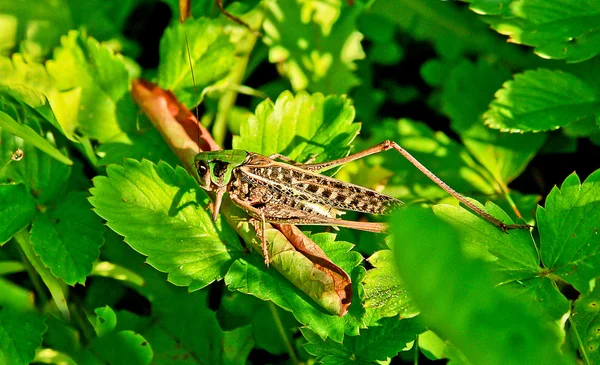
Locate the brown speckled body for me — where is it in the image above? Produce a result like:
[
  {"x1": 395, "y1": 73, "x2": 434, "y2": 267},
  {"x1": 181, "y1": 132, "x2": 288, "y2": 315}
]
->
[{"x1": 227, "y1": 152, "x2": 403, "y2": 225}]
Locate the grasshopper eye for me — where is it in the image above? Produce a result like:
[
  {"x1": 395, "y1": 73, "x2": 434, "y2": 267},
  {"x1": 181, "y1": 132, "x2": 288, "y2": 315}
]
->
[
  {"x1": 197, "y1": 161, "x2": 208, "y2": 176},
  {"x1": 196, "y1": 160, "x2": 213, "y2": 190}
]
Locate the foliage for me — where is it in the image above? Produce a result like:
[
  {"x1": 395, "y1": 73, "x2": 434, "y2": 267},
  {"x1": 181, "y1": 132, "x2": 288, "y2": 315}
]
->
[{"x1": 1, "y1": 0, "x2": 599, "y2": 364}]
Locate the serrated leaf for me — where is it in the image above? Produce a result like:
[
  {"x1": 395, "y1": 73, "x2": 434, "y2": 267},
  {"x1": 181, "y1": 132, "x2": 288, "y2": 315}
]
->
[
  {"x1": 0, "y1": 55, "x2": 77, "y2": 141},
  {"x1": 225, "y1": 233, "x2": 363, "y2": 342},
  {"x1": 263, "y1": 0, "x2": 365, "y2": 94},
  {"x1": 362, "y1": 250, "x2": 418, "y2": 319},
  {"x1": 433, "y1": 202, "x2": 570, "y2": 320},
  {"x1": 0, "y1": 183, "x2": 37, "y2": 245},
  {"x1": 89, "y1": 159, "x2": 243, "y2": 291},
  {"x1": 485, "y1": 69, "x2": 600, "y2": 132},
  {"x1": 570, "y1": 285, "x2": 600, "y2": 362},
  {"x1": 392, "y1": 206, "x2": 574, "y2": 365},
  {"x1": 302, "y1": 317, "x2": 424, "y2": 364},
  {"x1": 157, "y1": 18, "x2": 236, "y2": 108},
  {"x1": 30, "y1": 191, "x2": 105, "y2": 285},
  {"x1": 481, "y1": 0, "x2": 600, "y2": 62},
  {"x1": 538, "y1": 169, "x2": 600, "y2": 293},
  {"x1": 46, "y1": 31, "x2": 132, "y2": 142},
  {"x1": 441, "y1": 59, "x2": 546, "y2": 184},
  {"x1": 0, "y1": 307, "x2": 47, "y2": 365},
  {"x1": 97, "y1": 124, "x2": 179, "y2": 168},
  {"x1": 233, "y1": 90, "x2": 360, "y2": 164},
  {"x1": 89, "y1": 330, "x2": 153, "y2": 365}
]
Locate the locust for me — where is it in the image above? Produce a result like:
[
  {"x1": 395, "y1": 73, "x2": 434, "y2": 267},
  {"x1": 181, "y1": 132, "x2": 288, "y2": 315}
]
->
[{"x1": 194, "y1": 140, "x2": 530, "y2": 265}]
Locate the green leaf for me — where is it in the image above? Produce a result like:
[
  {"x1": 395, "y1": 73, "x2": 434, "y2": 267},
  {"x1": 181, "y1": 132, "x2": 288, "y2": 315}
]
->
[
  {"x1": 131, "y1": 267, "x2": 253, "y2": 365},
  {"x1": 89, "y1": 330, "x2": 153, "y2": 365},
  {"x1": 433, "y1": 203, "x2": 570, "y2": 320},
  {"x1": 0, "y1": 183, "x2": 37, "y2": 245},
  {"x1": 0, "y1": 55, "x2": 77, "y2": 141},
  {"x1": 225, "y1": 233, "x2": 364, "y2": 342},
  {"x1": 485, "y1": 69, "x2": 600, "y2": 132},
  {"x1": 263, "y1": 0, "x2": 365, "y2": 94},
  {"x1": 89, "y1": 159, "x2": 243, "y2": 291},
  {"x1": 93, "y1": 306, "x2": 117, "y2": 337},
  {"x1": 364, "y1": 119, "x2": 495, "y2": 202},
  {"x1": 302, "y1": 317, "x2": 424, "y2": 364},
  {"x1": 362, "y1": 250, "x2": 418, "y2": 319},
  {"x1": 90, "y1": 261, "x2": 145, "y2": 288},
  {"x1": 30, "y1": 192, "x2": 105, "y2": 285},
  {"x1": 370, "y1": 0, "x2": 534, "y2": 65},
  {"x1": 217, "y1": 292, "x2": 265, "y2": 331},
  {"x1": 440, "y1": 59, "x2": 546, "y2": 184},
  {"x1": 157, "y1": 18, "x2": 237, "y2": 108},
  {"x1": 1, "y1": 126, "x2": 72, "y2": 204},
  {"x1": 0, "y1": 278, "x2": 35, "y2": 311},
  {"x1": 97, "y1": 124, "x2": 180, "y2": 168},
  {"x1": 233, "y1": 90, "x2": 360, "y2": 164},
  {"x1": 475, "y1": 0, "x2": 600, "y2": 62},
  {"x1": 537, "y1": 170, "x2": 600, "y2": 293},
  {"x1": 45, "y1": 31, "x2": 132, "y2": 142},
  {"x1": 65, "y1": 0, "x2": 143, "y2": 44},
  {"x1": 0, "y1": 111, "x2": 72, "y2": 166},
  {"x1": 0, "y1": 0, "x2": 69, "y2": 60},
  {"x1": 392, "y1": 206, "x2": 574, "y2": 365},
  {"x1": 0, "y1": 307, "x2": 47, "y2": 365},
  {"x1": 251, "y1": 304, "x2": 297, "y2": 355},
  {"x1": 570, "y1": 285, "x2": 600, "y2": 363}
]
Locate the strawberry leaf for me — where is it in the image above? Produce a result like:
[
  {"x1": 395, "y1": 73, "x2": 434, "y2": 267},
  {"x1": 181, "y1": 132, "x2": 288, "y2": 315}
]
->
[{"x1": 89, "y1": 159, "x2": 243, "y2": 291}]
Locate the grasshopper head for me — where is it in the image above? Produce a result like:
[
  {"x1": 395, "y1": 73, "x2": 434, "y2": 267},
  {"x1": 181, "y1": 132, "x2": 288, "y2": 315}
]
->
[{"x1": 194, "y1": 150, "x2": 248, "y2": 191}]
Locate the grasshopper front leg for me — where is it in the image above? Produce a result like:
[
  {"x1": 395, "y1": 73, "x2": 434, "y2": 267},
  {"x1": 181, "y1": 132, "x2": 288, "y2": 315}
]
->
[{"x1": 300, "y1": 140, "x2": 531, "y2": 232}]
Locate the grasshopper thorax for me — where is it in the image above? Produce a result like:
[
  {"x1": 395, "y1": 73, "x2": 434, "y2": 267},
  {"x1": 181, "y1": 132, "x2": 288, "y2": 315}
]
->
[{"x1": 194, "y1": 150, "x2": 249, "y2": 191}]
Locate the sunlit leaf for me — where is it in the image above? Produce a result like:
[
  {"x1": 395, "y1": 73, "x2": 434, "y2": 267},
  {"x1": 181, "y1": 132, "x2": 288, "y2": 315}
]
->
[
  {"x1": 485, "y1": 69, "x2": 600, "y2": 132},
  {"x1": 538, "y1": 169, "x2": 600, "y2": 293},
  {"x1": 233, "y1": 90, "x2": 360, "y2": 164},
  {"x1": 263, "y1": 0, "x2": 365, "y2": 94},
  {"x1": 302, "y1": 317, "x2": 424, "y2": 364},
  {"x1": 89, "y1": 159, "x2": 243, "y2": 291},
  {"x1": 472, "y1": 0, "x2": 600, "y2": 62},
  {"x1": 158, "y1": 18, "x2": 236, "y2": 108}
]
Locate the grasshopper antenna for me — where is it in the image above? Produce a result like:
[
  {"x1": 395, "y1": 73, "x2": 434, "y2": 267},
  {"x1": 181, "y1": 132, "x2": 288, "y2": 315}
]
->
[
  {"x1": 215, "y1": 0, "x2": 261, "y2": 36},
  {"x1": 180, "y1": 0, "x2": 201, "y2": 148}
]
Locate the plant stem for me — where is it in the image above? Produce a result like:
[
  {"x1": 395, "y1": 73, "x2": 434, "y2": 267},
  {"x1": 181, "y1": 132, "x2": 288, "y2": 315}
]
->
[
  {"x1": 16, "y1": 240, "x2": 49, "y2": 306},
  {"x1": 14, "y1": 230, "x2": 71, "y2": 322},
  {"x1": 568, "y1": 315, "x2": 590, "y2": 365},
  {"x1": 268, "y1": 301, "x2": 298, "y2": 364}
]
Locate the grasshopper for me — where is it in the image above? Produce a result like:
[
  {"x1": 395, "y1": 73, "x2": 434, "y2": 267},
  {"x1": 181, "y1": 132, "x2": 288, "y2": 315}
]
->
[{"x1": 194, "y1": 140, "x2": 530, "y2": 264}]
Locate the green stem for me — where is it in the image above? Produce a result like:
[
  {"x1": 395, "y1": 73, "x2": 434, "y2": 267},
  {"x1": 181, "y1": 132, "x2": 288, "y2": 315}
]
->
[
  {"x1": 16, "y1": 240, "x2": 49, "y2": 306},
  {"x1": 14, "y1": 230, "x2": 71, "y2": 322},
  {"x1": 413, "y1": 335, "x2": 419, "y2": 365},
  {"x1": 268, "y1": 301, "x2": 299, "y2": 364},
  {"x1": 569, "y1": 315, "x2": 590, "y2": 365}
]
